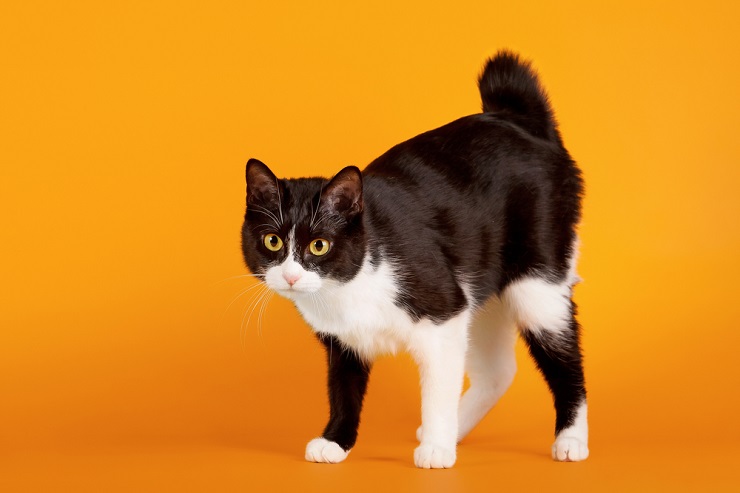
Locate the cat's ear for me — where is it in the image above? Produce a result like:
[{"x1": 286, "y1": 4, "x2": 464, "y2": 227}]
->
[
  {"x1": 321, "y1": 166, "x2": 363, "y2": 218},
  {"x1": 246, "y1": 158, "x2": 282, "y2": 207}
]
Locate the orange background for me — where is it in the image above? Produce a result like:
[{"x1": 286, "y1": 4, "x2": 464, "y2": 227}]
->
[{"x1": 2, "y1": 1, "x2": 739, "y2": 491}]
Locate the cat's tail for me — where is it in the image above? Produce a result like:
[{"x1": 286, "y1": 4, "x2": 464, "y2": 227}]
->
[{"x1": 478, "y1": 50, "x2": 561, "y2": 143}]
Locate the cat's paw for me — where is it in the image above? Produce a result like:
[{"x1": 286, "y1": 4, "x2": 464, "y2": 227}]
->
[
  {"x1": 305, "y1": 438, "x2": 349, "y2": 464},
  {"x1": 552, "y1": 436, "x2": 589, "y2": 462},
  {"x1": 417, "y1": 425, "x2": 466, "y2": 444},
  {"x1": 414, "y1": 443, "x2": 456, "y2": 469}
]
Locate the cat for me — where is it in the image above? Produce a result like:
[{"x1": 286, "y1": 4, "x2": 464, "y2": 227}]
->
[{"x1": 241, "y1": 50, "x2": 588, "y2": 469}]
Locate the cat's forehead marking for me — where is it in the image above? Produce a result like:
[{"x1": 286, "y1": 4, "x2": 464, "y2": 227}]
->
[
  {"x1": 283, "y1": 179, "x2": 327, "y2": 239},
  {"x1": 287, "y1": 225, "x2": 298, "y2": 260}
]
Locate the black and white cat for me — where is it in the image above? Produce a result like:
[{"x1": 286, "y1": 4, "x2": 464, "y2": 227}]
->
[{"x1": 241, "y1": 51, "x2": 588, "y2": 469}]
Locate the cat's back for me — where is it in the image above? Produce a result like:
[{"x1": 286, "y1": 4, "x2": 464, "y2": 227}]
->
[
  {"x1": 364, "y1": 112, "x2": 568, "y2": 190},
  {"x1": 361, "y1": 112, "x2": 579, "y2": 228}
]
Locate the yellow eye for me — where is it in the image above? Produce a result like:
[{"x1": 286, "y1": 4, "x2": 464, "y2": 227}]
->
[
  {"x1": 263, "y1": 234, "x2": 283, "y2": 252},
  {"x1": 309, "y1": 238, "x2": 330, "y2": 256}
]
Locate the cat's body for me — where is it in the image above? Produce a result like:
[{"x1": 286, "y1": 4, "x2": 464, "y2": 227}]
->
[{"x1": 241, "y1": 51, "x2": 588, "y2": 468}]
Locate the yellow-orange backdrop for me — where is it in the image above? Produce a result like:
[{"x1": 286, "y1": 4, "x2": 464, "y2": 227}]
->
[{"x1": 2, "y1": 1, "x2": 739, "y2": 491}]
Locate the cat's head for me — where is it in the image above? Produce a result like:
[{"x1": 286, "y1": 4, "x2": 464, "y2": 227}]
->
[{"x1": 241, "y1": 159, "x2": 366, "y2": 299}]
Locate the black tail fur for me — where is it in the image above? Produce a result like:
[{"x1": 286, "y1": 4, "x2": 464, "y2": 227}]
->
[{"x1": 479, "y1": 50, "x2": 561, "y2": 143}]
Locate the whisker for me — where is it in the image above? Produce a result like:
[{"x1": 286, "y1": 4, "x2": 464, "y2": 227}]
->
[
  {"x1": 318, "y1": 292, "x2": 331, "y2": 315},
  {"x1": 244, "y1": 286, "x2": 272, "y2": 343},
  {"x1": 256, "y1": 288, "x2": 273, "y2": 339},
  {"x1": 257, "y1": 291, "x2": 274, "y2": 338},
  {"x1": 310, "y1": 183, "x2": 324, "y2": 228},
  {"x1": 248, "y1": 205, "x2": 281, "y2": 228},
  {"x1": 249, "y1": 209, "x2": 279, "y2": 226},
  {"x1": 240, "y1": 284, "x2": 269, "y2": 348},
  {"x1": 255, "y1": 290, "x2": 268, "y2": 339},
  {"x1": 313, "y1": 291, "x2": 332, "y2": 326},
  {"x1": 223, "y1": 281, "x2": 265, "y2": 319},
  {"x1": 240, "y1": 287, "x2": 262, "y2": 348},
  {"x1": 309, "y1": 293, "x2": 322, "y2": 320},
  {"x1": 250, "y1": 204, "x2": 280, "y2": 222},
  {"x1": 211, "y1": 273, "x2": 265, "y2": 287},
  {"x1": 218, "y1": 280, "x2": 266, "y2": 341},
  {"x1": 312, "y1": 213, "x2": 330, "y2": 231},
  {"x1": 251, "y1": 223, "x2": 280, "y2": 234},
  {"x1": 274, "y1": 178, "x2": 285, "y2": 225}
]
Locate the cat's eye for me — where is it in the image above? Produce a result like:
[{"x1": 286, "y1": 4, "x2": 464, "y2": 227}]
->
[
  {"x1": 263, "y1": 234, "x2": 284, "y2": 252},
  {"x1": 309, "y1": 238, "x2": 330, "y2": 256}
]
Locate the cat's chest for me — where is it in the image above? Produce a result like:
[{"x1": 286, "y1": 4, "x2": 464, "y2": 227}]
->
[{"x1": 293, "y1": 260, "x2": 415, "y2": 358}]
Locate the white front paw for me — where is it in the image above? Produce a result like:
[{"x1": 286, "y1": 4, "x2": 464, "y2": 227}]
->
[
  {"x1": 552, "y1": 436, "x2": 589, "y2": 462},
  {"x1": 305, "y1": 438, "x2": 349, "y2": 464},
  {"x1": 414, "y1": 443, "x2": 456, "y2": 469}
]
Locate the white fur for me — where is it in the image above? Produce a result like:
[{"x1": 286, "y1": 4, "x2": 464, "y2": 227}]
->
[
  {"x1": 409, "y1": 311, "x2": 469, "y2": 468},
  {"x1": 290, "y1": 256, "x2": 418, "y2": 359},
  {"x1": 552, "y1": 402, "x2": 589, "y2": 461},
  {"x1": 305, "y1": 437, "x2": 349, "y2": 463},
  {"x1": 501, "y1": 277, "x2": 571, "y2": 335},
  {"x1": 501, "y1": 239, "x2": 580, "y2": 336},
  {"x1": 457, "y1": 296, "x2": 518, "y2": 441},
  {"x1": 416, "y1": 295, "x2": 517, "y2": 443}
]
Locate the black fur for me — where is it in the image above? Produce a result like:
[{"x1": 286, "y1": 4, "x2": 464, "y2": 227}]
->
[
  {"x1": 242, "y1": 50, "x2": 586, "y2": 451},
  {"x1": 479, "y1": 50, "x2": 562, "y2": 144},
  {"x1": 520, "y1": 302, "x2": 587, "y2": 434},
  {"x1": 317, "y1": 333, "x2": 371, "y2": 451},
  {"x1": 361, "y1": 111, "x2": 582, "y2": 320}
]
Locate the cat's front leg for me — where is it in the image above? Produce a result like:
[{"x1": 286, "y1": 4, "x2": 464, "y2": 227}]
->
[
  {"x1": 305, "y1": 333, "x2": 371, "y2": 464},
  {"x1": 410, "y1": 312, "x2": 470, "y2": 469}
]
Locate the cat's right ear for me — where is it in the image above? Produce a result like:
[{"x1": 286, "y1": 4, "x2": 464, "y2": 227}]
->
[{"x1": 246, "y1": 158, "x2": 282, "y2": 207}]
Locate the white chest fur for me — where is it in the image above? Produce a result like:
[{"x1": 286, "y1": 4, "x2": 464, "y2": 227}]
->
[{"x1": 292, "y1": 259, "x2": 416, "y2": 358}]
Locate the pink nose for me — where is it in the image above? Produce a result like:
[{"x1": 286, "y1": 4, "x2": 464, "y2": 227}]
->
[{"x1": 284, "y1": 274, "x2": 301, "y2": 286}]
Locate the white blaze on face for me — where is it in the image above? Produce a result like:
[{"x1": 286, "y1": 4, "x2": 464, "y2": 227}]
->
[{"x1": 264, "y1": 227, "x2": 322, "y2": 295}]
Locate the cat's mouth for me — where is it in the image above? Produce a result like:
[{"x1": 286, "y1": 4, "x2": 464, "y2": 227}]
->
[{"x1": 271, "y1": 283, "x2": 320, "y2": 296}]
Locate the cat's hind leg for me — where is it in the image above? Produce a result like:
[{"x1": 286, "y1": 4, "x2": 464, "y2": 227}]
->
[
  {"x1": 457, "y1": 296, "x2": 518, "y2": 441},
  {"x1": 503, "y1": 277, "x2": 589, "y2": 462}
]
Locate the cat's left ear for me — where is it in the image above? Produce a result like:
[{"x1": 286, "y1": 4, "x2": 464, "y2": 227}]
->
[{"x1": 321, "y1": 166, "x2": 363, "y2": 218}]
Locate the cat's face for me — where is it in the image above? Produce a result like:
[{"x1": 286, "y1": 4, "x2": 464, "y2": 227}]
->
[{"x1": 241, "y1": 159, "x2": 366, "y2": 299}]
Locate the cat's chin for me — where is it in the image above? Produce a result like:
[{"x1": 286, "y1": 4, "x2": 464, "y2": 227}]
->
[{"x1": 271, "y1": 286, "x2": 320, "y2": 299}]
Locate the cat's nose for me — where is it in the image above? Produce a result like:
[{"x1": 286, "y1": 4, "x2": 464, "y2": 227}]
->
[{"x1": 284, "y1": 273, "x2": 301, "y2": 287}]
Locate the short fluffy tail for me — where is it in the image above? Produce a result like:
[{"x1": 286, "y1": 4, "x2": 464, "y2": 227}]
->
[{"x1": 479, "y1": 50, "x2": 561, "y2": 143}]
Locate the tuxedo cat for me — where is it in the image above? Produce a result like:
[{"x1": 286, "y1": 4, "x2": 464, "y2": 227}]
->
[{"x1": 241, "y1": 51, "x2": 588, "y2": 468}]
